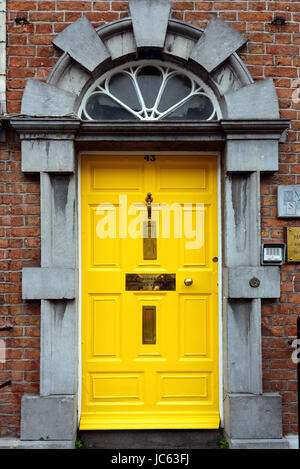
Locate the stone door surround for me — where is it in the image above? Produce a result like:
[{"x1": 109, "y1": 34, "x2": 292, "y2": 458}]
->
[{"x1": 10, "y1": 0, "x2": 290, "y2": 449}]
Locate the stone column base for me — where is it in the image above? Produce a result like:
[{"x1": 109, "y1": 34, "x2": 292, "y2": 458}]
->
[
  {"x1": 224, "y1": 393, "x2": 283, "y2": 439},
  {"x1": 20, "y1": 394, "x2": 76, "y2": 442}
]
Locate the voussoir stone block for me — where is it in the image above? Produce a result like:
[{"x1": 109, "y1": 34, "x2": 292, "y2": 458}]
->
[
  {"x1": 52, "y1": 15, "x2": 110, "y2": 73},
  {"x1": 22, "y1": 267, "x2": 75, "y2": 300},
  {"x1": 228, "y1": 266, "x2": 280, "y2": 299},
  {"x1": 21, "y1": 79, "x2": 77, "y2": 117},
  {"x1": 21, "y1": 395, "x2": 76, "y2": 441},
  {"x1": 129, "y1": 0, "x2": 171, "y2": 48},
  {"x1": 190, "y1": 16, "x2": 247, "y2": 73},
  {"x1": 224, "y1": 78, "x2": 280, "y2": 119}
]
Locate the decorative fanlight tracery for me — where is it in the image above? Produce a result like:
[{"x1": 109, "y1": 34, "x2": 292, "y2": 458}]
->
[{"x1": 79, "y1": 61, "x2": 220, "y2": 122}]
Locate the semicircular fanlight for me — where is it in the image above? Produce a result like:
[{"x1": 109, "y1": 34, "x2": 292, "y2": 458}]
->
[{"x1": 80, "y1": 62, "x2": 219, "y2": 122}]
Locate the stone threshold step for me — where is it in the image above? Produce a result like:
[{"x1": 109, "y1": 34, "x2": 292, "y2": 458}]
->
[{"x1": 79, "y1": 430, "x2": 222, "y2": 450}]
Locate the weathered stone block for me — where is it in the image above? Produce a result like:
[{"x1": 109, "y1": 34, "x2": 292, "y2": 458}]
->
[
  {"x1": 228, "y1": 266, "x2": 280, "y2": 298},
  {"x1": 224, "y1": 173, "x2": 260, "y2": 267},
  {"x1": 53, "y1": 16, "x2": 110, "y2": 73},
  {"x1": 129, "y1": 0, "x2": 171, "y2": 48},
  {"x1": 40, "y1": 300, "x2": 76, "y2": 396},
  {"x1": 190, "y1": 16, "x2": 247, "y2": 73},
  {"x1": 226, "y1": 299, "x2": 262, "y2": 394},
  {"x1": 22, "y1": 267, "x2": 75, "y2": 300},
  {"x1": 224, "y1": 78, "x2": 280, "y2": 119},
  {"x1": 225, "y1": 139, "x2": 279, "y2": 172},
  {"x1": 21, "y1": 79, "x2": 77, "y2": 117},
  {"x1": 41, "y1": 173, "x2": 76, "y2": 269},
  {"x1": 224, "y1": 393, "x2": 283, "y2": 439},
  {"x1": 22, "y1": 140, "x2": 75, "y2": 173},
  {"x1": 21, "y1": 395, "x2": 76, "y2": 441}
]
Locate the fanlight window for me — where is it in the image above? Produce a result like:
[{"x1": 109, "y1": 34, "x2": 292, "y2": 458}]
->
[{"x1": 79, "y1": 61, "x2": 220, "y2": 121}]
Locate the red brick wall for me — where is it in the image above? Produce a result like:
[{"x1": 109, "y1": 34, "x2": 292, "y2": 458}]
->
[
  {"x1": 1, "y1": 0, "x2": 299, "y2": 437},
  {"x1": 0, "y1": 131, "x2": 40, "y2": 436}
]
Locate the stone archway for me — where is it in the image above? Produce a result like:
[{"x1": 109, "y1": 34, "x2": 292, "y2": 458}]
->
[{"x1": 12, "y1": 0, "x2": 289, "y2": 449}]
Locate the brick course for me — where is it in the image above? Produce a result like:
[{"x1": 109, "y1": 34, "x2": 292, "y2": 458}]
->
[{"x1": 1, "y1": 0, "x2": 300, "y2": 437}]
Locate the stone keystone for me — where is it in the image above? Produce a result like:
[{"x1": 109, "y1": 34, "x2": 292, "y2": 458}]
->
[
  {"x1": 190, "y1": 15, "x2": 247, "y2": 73},
  {"x1": 52, "y1": 15, "x2": 110, "y2": 73},
  {"x1": 129, "y1": 0, "x2": 172, "y2": 48}
]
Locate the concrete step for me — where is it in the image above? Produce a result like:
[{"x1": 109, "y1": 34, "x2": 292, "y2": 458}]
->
[{"x1": 79, "y1": 430, "x2": 222, "y2": 450}]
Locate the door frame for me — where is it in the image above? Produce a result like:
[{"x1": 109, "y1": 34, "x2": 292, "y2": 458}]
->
[{"x1": 77, "y1": 150, "x2": 223, "y2": 428}]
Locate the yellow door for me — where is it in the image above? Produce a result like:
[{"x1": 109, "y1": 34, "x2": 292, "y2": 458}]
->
[{"x1": 80, "y1": 154, "x2": 219, "y2": 429}]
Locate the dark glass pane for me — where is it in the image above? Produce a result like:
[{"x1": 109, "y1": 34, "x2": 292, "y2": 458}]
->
[
  {"x1": 109, "y1": 73, "x2": 141, "y2": 111},
  {"x1": 163, "y1": 94, "x2": 215, "y2": 121},
  {"x1": 158, "y1": 74, "x2": 192, "y2": 112},
  {"x1": 85, "y1": 94, "x2": 137, "y2": 120},
  {"x1": 137, "y1": 66, "x2": 162, "y2": 108}
]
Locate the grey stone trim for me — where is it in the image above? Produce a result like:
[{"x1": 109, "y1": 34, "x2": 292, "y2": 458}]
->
[
  {"x1": 20, "y1": 395, "x2": 76, "y2": 441},
  {"x1": 49, "y1": 54, "x2": 91, "y2": 97},
  {"x1": 225, "y1": 139, "x2": 279, "y2": 173},
  {"x1": 226, "y1": 299, "x2": 262, "y2": 394},
  {"x1": 224, "y1": 172, "x2": 261, "y2": 267},
  {"x1": 224, "y1": 78, "x2": 280, "y2": 119},
  {"x1": 0, "y1": 438, "x2": 75, "y2": 449},
  {"x1": 40, "y1": 300, "x2": 76, "y2": 396},
  {"x1": 190, "y1": 16, "x2": 247, "y2": 73},
  {"x1": 227, "y1": 266, "x2": 280, "y2": 299},
  {"x1": 129, "y1": 0, "x2": 171, "y2": 48},
  {"x1": 230, "y1": 439, "x2": 289, "y2": 449},
  {"x1": 41, "y1": 173, "x2": 76, "y2": 268},
  {"x1": 224, "y1": 393, "x2": 283, "y2": 439},
  {"x1": 21, "y1": 140, "x2": 75, "y2": 173},
  {"x1": 52, "y1": 16, "x2": 110, "y2": 74},
  {"x1": 21, "y1": 79, "x2": 77, "y2": 117},
  {"x1": 22, "y1": 267, "x2": 75, "y2": 300},
  {"x1": 11, "y1": 117, "x2": 81, "y2": 136}
]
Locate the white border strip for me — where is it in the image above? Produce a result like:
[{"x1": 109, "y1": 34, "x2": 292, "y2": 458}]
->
[
  {"x1": 77, "y1": 151, "x2": 223, "y2": 427},
  {"x1": 0, "y1": 0, "x2": 6, "y2": 114}
]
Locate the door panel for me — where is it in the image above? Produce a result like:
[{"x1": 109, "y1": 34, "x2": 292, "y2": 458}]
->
[{"x1": 80, "y1": 154, "x2": 219, "y2": 429}]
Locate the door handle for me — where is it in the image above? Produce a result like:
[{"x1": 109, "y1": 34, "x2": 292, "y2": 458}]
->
[{"x1": 184, "y1": 278, "x2": 193, "y2": 286}]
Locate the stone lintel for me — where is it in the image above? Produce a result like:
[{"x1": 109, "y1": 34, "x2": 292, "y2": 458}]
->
[
  {"x1": 22, "y1": 140, "x2": 75, "y2": 173},
  {"x1": 20, "y1": 395, "x2": 76, "y2": 441},
  {"x1": 190, "y1": 16, "x2": 247, "y2": 73},
  {"x1": 228, "y1": 266, "x2": 280, "y2": 299},
  {"x1": 52, "y1": 16, "x2": 110, "y2": 73},
  {"x1": 224, "y1": 393, "x2": 283, "y2": 439},
  {"x1": 22, "y1": 267, "x2": 75, "y2": 300},
  {"x1": 129, "y1": 0, "x2": 171, "y2": 48}
]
